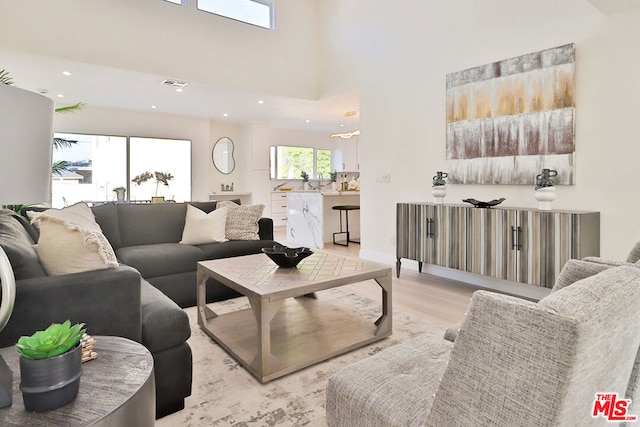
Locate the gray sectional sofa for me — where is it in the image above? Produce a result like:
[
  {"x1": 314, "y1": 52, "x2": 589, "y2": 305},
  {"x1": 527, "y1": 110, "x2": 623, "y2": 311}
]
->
[
  {"x1": 0, "y1": 200, "x2": 277, "y2": 418},
  {"x1": 91, "y1": 200, "x2": 277, "y2": 308}
]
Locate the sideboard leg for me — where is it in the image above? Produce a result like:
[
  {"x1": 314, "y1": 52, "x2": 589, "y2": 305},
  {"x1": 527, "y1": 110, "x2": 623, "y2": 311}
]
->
[
  {"x1": 396, "y1": 258, "x2": 401, "y2": 278},
  {"x1": 418, "y1": 261, "x2": 423, "y2": 273}
]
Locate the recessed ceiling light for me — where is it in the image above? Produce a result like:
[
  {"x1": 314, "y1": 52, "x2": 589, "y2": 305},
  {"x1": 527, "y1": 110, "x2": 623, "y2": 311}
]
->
[
  {"x1": 62, "y1": 71, "x2": 72, "y2": 76},
  {"x1": 56, "y1": 94, "x2": 64, "y2": 98},
  {"x1": 258, "y1": 100, "x2": 264, "y2": 104},
  {"x1": 305, "y1": 119, "x2": 311, "y2": 123},
  {"x1": 340, "y1": 124, "x2": 345, "y2": 127},
  {"x1": 151, "y1": 105, "x2": 157, "y2": 109},
  {"x1": 176, "y1": 88, "x2": 183, "y2": 93},
  {"x1": 223, "y1": 113, "x2": 228, "y2": 117}
]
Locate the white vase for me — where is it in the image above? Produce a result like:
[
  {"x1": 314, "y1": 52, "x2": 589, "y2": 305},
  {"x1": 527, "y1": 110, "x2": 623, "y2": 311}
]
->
[
  {"x1": 432, "y1": 185, "x2": 447, "y2": 205},
  {"x1": 534, "y1": 186, "x2": 556, "y2": 211}
]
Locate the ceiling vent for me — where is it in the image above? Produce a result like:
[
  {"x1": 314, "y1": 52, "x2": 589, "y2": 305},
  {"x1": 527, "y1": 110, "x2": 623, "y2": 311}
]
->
[{"x1": 161, "y1": 79, "x2": 188, "y2": 88}]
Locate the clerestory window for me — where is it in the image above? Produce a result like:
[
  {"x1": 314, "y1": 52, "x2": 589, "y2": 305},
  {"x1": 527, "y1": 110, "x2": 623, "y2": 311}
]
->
[{"x1": 197, "y1": 0, "x2": 274, "y2": 29}]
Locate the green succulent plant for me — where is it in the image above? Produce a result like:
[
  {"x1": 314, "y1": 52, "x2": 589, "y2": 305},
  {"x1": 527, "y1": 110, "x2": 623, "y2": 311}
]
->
[
  {"x1": 16, "y1": 320, "x2": 86, "y2": 360},
  {"x1": 300, "y1": 171, "x2": 309, "y2": 182}
]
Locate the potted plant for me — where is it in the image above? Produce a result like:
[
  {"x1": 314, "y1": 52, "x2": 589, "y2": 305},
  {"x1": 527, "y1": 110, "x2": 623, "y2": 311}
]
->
[
  {"x1": 300, "y1": 171, "x2": 309, "y2": 190},
  {"x1": 16, "y1": 320, "x2": 86, "y2": 412},
  {"x1": 329, "y1": 171, "x2": 338, "y2": 190},
  {"x1": 112, "y1": 186, "x2": 126, "y2": 202},
  {"x1": 132, "y1": 171, "x2": 174, "y2": 201}
]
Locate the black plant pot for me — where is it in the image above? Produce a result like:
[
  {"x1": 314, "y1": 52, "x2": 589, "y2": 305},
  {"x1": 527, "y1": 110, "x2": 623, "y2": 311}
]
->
[{"x1": 19, "y1": 344, "x2": 82, "y2": 412}]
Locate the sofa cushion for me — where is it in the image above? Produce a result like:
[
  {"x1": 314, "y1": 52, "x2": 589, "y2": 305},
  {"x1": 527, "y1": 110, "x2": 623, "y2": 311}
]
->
[
  {"x1": 197, "y1": 239, "x2": 278, "y2": 260},
  {"x1": 0, "y1": 210, "x2": 47, "y2": 280},
  {"x1": 180, "y1": 204, "x2": 228, "y2": 245},
  {"x1": 140, "y1": 279, "x2": 190, "y2": 353},
  {"x1": 117, "y1": 203, "x2": 189, "y2": 247},
  {"x1": 91, "y1": 202, "x2": 122, "y2": 250},
  {"x1": 116, "y1": 243, "x2": 206, "y2": 278},
  {"x1": 33, "y1": 203, "x2": 119, "y2": 276},
  {"x1": 217, "y1": 201, "x2": 264, "y2": 241}
]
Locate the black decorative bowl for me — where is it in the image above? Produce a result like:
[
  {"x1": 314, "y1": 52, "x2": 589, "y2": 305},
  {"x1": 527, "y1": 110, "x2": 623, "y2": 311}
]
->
[
  {"x1": 462, "y1": 198, "x2": 506, "y2": 209},
  {"x1": 262, "y1": 244, "x2": 314, "y2": 268}
]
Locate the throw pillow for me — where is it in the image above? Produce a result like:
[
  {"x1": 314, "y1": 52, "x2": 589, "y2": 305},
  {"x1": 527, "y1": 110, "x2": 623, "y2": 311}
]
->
[
  {"x1": 216, "y1": 201, "x2": 265, "y2": 241},
  {"x1": 180, "y1": 204, "x2": 229, "y2": 245},
  {"x1": 32, "y1": 202, "x2": 119, "y2": 276},
  {"x1": 0, "y1": 211, "x2": 47, "y2": 279}
]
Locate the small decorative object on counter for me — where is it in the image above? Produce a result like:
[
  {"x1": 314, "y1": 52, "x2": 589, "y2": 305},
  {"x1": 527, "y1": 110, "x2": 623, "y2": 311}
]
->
[
  {"x1": 432, "y1": 171, "x2": 448, "y2": 204},
  {"x1": 534, "y1": 168, "x2": 557, "y2": 210},
  {"x1": 462, "y1": 198, "x2": 506, "y2": 208},
  {"x1": 16, "y1": 320, "x2": 85, "y2": 412},
  {"x1": 301, "y1": 171, "x2": 310, "y2": 190},
  {"x1": 221, "y1": 183, "x2": 235, "y2": 192},
  {"x1": 330, "y1": 171, "x2": 338, "y2": 190},
  {"x1": 348, "y1": 176, "x2": 359, "y2": 191}
]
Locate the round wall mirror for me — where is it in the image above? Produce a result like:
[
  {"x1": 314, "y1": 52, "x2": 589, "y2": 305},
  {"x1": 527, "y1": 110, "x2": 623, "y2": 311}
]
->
[{"x1": 212, "y1": 137, "x2": 235, "y2": 174}]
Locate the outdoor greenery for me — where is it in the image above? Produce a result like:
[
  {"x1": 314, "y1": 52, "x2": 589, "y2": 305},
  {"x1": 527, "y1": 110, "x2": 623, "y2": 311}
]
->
[
  {"x1": 271, "y1": 146, "x2": 332, "y2": 180},
  {"x1": 16, "y1": 320, "x2": 86, "y2": 360}
]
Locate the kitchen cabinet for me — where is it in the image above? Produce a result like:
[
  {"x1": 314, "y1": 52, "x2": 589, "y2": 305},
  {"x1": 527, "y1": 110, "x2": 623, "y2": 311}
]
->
[
  {"x1": 333, "y1": 139, "x2": 359, "y2": 172},
  {"x1": 271, "y1": 192, "x2": 289, "y2": 227},
  {"x1": 396, "y1": 203, "x2": 600, "y2": 288}
]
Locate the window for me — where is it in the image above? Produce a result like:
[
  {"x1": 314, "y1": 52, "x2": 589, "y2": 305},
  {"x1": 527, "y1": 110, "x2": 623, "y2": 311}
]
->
[
  {"x1": 52, "y1": 133, "x2": 191, "y2": 207},
  {"x1": 270, "y1": 146, "x2": 332, "y2": 180},
  {"x1": 129, "y1": 137, "x2": 191, "y2": 202},
  {"x1": 52, "y1": 133, "x2": 127, "y2": 208},
  {"x1": 197, "y1": 0, "x2": 273, "y2": 29}
]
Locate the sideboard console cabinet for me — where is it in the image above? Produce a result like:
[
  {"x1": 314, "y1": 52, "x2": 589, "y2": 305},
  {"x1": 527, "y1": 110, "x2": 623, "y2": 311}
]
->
[{"x1": 396, "y1": 203, "x2": 600, "y2": 288}]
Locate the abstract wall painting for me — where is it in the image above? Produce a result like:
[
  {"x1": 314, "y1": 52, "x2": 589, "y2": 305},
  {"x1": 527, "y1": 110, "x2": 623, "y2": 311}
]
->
[{"x1": 446, "y1": 43, "x2": 575, "y2": 185}]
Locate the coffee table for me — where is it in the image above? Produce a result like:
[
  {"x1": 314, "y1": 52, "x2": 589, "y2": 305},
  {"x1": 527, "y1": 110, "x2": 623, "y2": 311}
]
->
[{"x1": 197, "y1": 251, "x2": 392, "y2": 383}]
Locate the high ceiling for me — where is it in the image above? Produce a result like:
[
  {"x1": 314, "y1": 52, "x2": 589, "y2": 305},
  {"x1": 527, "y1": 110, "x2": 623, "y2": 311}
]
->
[{"x1": 1, "y1": 49, "x2": 360, "y2": 135}]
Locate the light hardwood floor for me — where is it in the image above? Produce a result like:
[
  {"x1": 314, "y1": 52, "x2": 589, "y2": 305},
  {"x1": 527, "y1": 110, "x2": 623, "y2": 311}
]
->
[{"x1": 273, "y1": 227, "x2": 480, "y2": 331}]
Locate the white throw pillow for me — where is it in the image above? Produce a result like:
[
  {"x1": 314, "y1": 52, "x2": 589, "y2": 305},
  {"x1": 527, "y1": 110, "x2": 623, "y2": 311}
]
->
[
  {"x1": 180, "y1": 204, "x2": 229, "y2": 245},
  {"x1": 32, "y1": 202, "x2": 119, "y2": 276},
  {"x1": 216, "y1": 201, "x2": 265, "y2": 241}
]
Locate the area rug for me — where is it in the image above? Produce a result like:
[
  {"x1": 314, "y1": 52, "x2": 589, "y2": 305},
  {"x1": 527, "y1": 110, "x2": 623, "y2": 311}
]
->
[{"x1": 157, "y1": 287, "x2": 445, "y2": 427}]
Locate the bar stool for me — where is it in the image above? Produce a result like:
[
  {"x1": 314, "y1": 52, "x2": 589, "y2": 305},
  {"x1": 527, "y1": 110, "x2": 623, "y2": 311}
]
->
[{"x1": 332, "y1": 205, "x2": 360, "y2": 246}]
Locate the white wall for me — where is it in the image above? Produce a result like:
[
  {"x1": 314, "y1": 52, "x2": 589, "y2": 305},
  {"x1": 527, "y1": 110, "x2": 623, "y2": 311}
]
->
[
  {"x1": 319, "y1": 0, "x2": 640, "y2": 262},
  {"x1": 0, "y1": 0, "x2": 319, "y2": 99}
]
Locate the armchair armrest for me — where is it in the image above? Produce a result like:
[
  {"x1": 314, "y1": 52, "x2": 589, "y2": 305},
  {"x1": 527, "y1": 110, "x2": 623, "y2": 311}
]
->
[{"x1": 0, "y1": 266, "x2": 142, "y2": 348}]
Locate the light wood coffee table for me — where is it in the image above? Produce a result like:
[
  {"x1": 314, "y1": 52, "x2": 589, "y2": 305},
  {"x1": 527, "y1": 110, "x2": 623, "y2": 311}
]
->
[{"x1": 197, "y1": 251, "x2": 392, "y2": 383}]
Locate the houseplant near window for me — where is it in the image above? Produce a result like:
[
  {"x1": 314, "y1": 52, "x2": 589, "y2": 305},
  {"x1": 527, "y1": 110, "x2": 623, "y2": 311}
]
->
[
  {"x1": 112, "y1": 186, "x2": 126, "y2": 202},
  {"x1": 16, "y1": 320, "x2": 86, "y2": 412},
  {"x1": 300, "y1": 171, "x2": 309, "y2": 190}
]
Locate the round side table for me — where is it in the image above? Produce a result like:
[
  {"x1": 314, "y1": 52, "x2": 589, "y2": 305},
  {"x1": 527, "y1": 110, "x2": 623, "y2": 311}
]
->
[{"x1": 0, "y1": 336, "x2": 155, "y2": 426}]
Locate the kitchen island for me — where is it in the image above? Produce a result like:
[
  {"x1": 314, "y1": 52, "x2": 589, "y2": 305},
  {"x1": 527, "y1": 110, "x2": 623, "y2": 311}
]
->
[{"x1": 286, "y1": 191, "x2": 360, "y2": 249}]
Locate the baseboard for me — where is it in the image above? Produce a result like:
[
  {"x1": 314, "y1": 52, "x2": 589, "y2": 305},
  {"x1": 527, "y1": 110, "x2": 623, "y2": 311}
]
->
[{"x1": 358, "y1": 249, "x2": 551, "y2": 301}]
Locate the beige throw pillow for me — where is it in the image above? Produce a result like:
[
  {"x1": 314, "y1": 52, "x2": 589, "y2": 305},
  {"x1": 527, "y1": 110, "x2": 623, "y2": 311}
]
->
[
  {"x1": 216, "y1": 201, "x2": 264, "y2": 241},
  {"x1": 180, "y1": 204, "x2": 229, "y2": 245},
  {"x1": 33, "y1": 202, "x2": 119, "y2": 276}
]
